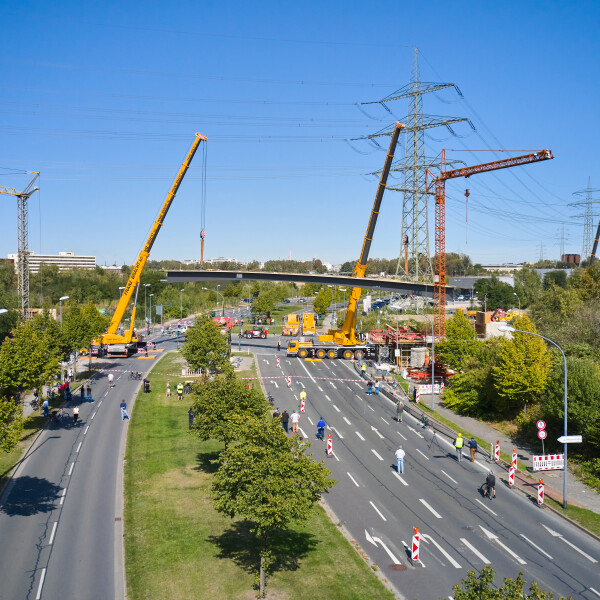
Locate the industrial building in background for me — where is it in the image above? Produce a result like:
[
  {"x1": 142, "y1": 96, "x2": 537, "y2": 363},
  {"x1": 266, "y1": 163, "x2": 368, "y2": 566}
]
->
[{"x1": 7, "y1": 250, "x2": 96, "y2": 273}]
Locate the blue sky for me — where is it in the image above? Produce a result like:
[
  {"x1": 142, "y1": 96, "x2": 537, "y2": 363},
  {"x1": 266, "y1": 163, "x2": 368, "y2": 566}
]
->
[{"x1": 0, "y1": 1, "x2": 598, "y2": 268}]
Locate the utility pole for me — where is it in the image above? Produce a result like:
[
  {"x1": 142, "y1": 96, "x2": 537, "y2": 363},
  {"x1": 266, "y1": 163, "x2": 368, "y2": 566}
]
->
[{"x1": 570, "y1": 178, "x2": 600, "y2": 262}]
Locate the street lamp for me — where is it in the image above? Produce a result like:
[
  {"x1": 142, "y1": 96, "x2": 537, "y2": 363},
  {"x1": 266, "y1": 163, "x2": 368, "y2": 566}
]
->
[
  {"x1": 417, "y1": 310, "x2": 436, "y2": 411},
  {"x1": 484, "y1": 293, "x2": 488, "y2": 313},
  {"x1": 180, "y1": 289, "x2": 185, "y2": 319},
  {"x1": 327, "y1": 285, "x2": 334, "y2": 327},
  {"x1": 143, "y1": 283, "x2": 151, "y2": 325},
  {"x1": 499, "y1": 325, "x2": 569, "y2": 509},
  {"x1": 514, "y1": 292, "x2": 521, "y2": 311},
  {"x1": 59, "y1": 296, "x2": 69, "y2": 328},
  {"x1": 217, "y1": 284, "x2": 224, "y2": 317},
  {"x1": 149, "y1": 294, "x2": 154, "y2": 329}
]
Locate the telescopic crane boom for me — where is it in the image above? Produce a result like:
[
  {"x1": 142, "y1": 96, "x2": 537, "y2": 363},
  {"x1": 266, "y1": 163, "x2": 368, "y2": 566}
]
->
[{"x1": 96, "y1": 132, "x2": 206, "y2": 353}]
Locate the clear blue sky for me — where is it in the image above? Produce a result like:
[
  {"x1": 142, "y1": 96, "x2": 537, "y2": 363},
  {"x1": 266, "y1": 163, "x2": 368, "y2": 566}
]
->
[{"x1": 0, "y1": 1, "x2": 598, "y2": 268}]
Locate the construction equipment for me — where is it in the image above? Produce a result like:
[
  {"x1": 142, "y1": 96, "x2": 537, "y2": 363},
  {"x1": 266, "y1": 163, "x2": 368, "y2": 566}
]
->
[
  {"x1": 93, "y1": 133, "x2": 206, "y2": 356},
  {"x1": 590, "y1": 217, "x2": 600, "y2": 265},
  {"x1": 282, "y1": 313, "x2": 299, "y2": 336},
  {"x1": 287, "y1": 122, "x2": 405, "y2": 359},
  {"x1": 427, "y1": 149, "x2": 554, "y2": 338},
  {"x1": 300, "y1": 313, "x2": 315, "y2": 336}
]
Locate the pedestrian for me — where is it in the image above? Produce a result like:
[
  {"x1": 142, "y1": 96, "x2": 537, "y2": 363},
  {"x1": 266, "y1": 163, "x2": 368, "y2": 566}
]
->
[
  {"x1": 72, "y1": 405, "x2": 79, "y2": 424},
  {"x1": 86, "y1": 384, "x2": 92, "y2": 403},
  {"x1": 43, "y1": 398, "x2": 49, "y2": 417},
  {"x1": 395, "y1": 445, "x2": 405, "y2": 474},
  {"x1": 412, "y1": 386, "x2": 417, "y2": 402},
  {"x1": 177, "y1": 382, "x2": 184, "y2": 400},
  {"x1": 143, "y1": 378, "x2": 150, "y2": 393},
  {"x1": 281, "y1": 409, "x2": 289, "y2": 433},
  {"x1": 68, "y1": 367, "x2": 73, "y2": 382},
  {"x1": 395, "y1": 400, "x2": 404, "y2": 422},
  {"x1": 468, "y1": 437, "x2": 478, "y2": 462},
  {"x1": 454, "y1": 433, "x2": 464, "y2": 462},
  {"x1": 277, "y1": 340, "x2": 281, "y2": 352},
  {"x1": 120, "y1": 400, "x2": 130, "y2": 420},
  {"x1": 361, "y1": 363, "x2": 367, "y2": 375},
  {"x1": 272, "y1": 407, "x2": 280, "y2": 420},
  {"x1": 188, "y1": 407, "x2": 194, "y2": 430},
  {"x1": 80, "y1": 385, "x2": 85, "y2": 402},
  {"x1": 316, "y1": 417, "x2": 326, "y2": 441},
  {"x1": 290, "y1": 410, "x2": 300, "y2": 433},
  {"x1": 108, "y1": 373, "x2": 114, "y2": 388},
  {"x1": 166, "y1": 380, "x2": 171, "y2": 398},
  {"x1": 367, "y1": 381, "x2": 373, "y2": 395},
  {"x1": 64, "y1": 384, "x2": 72, "y2": 402},
  {"x1": 374, "y1": 380, "x2": 380, "y2": 395},
  {"x1": 299, "y1": 390, "x2": 307, "y2": 404}
]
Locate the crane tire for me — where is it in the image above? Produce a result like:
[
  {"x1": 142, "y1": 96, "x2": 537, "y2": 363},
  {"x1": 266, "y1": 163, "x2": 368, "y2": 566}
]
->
[
  {"x1": 343, "y1": 350, "x2": 354, "y2": 360},
  {"x1": 316, "y1": 349, "x2": 326, "y2": 359},
  {"x1": 298, "y1": 349, "x2": 309, "y2": 358},
  {"x1": 327, "y1": 349, "x2": 337, "y2": 359}
]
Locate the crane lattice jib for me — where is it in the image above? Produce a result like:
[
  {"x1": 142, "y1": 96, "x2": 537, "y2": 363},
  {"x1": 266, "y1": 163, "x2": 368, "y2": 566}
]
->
[
  {"x1": 106, "y1": 133, "x2": 206, "y2": 337},
  {"x1": 429, "y1": 149, "x2": 554, "y2": 339}
]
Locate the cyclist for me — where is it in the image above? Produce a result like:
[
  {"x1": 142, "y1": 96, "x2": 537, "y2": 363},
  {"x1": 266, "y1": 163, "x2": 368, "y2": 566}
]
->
[{"x1": 484, "y1": 470, "x2": 496, "y2": 499}]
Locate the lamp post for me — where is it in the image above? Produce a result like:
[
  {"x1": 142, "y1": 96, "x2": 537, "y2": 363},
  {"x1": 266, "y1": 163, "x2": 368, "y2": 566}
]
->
[
  {"x1": 484, "y1": 293, "x2": 488, "y2": 314},
  {"x1": 143, "y1": 283, "x2": 151, "y2": 325},
  {"x1": 149, "y1": 294, "x2": 154, "y2": 330},
  {"x1": 59, "y1": 296, "x2": 69, "y2": 328},
  {"x1": 417, "y1": 309, "x2": 435, "y2": 410},
  {"x1": 217, "y1": 284, "x2": 224, "y2": 317},
  {"x1": 499, "y1": 325, "x2": 569, "y2": 509},
  {"x1": 514, "y1": 292, "x2": 521, "y2": 311},
  {"x1": 180, "y1": 289, "x2": 185, "y2": 319}
]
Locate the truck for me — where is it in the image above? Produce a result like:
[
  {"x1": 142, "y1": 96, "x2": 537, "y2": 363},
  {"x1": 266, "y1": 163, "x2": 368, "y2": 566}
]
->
[
  {"x1": 282, "y1": 313, "x2": 299, "y2": 336},
  {"x1": 300, "y1": 313, "x2": 316, "y2": 336},
  {"x1": 287, "y1": 121, "x2": 405, "y2": 360},
  {"x1": 92, "y1": 133, "x2": 206, "y2": 357},
  {"x1": 241, "y1": 327, "x2": 267, "y2": 339}
]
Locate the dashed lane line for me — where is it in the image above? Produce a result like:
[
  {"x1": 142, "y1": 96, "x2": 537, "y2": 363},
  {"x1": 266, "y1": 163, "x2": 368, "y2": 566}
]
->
[
  {"x1": 392, "y1": 471, "x2": 408, "y2": 487},
  {"x1": 367, "y1": 405, "x2": 375, "y2": 412},
  {"x1": 35, "y1": 568, "x2": 46, "y2": 600},
  {"x1": 460, "y1": 538, "x2": 490, "y2": 564},
  {"x1": 333, "y1": 404, "x2": 340, "y2": 413},
  {"x1": 325, "y1": 394, "x2": 331, "y2": 401},
  {"x1": 76, "y1": 442, "x2": 82, "y2": 453},
  {"x1": 84, "y1": 426, "x2": 89, "y2": 435},
  {"x1": 91, "y1": 411, "x2": 97, "y2": 420},
  {"x1": 343, "y1": 417, "x2": 351, "y2": 425},
  {"x1": 68, "y1": 462, "x2": 75, "y2": 476},
  {"x1": 300, "y1": 382, "x2": 305, "y2": 389},
  {"x1": 371, "y1": 449, "x2": 384, "y2": 461},
  {"x1": 329, "y1": 381, "x2": 337, "y2": 389},
  {"x1": 416, "y1": 448, "x2": 429, "y2": 461},
  {"x1": 298, "y1": 427, "x2": 308, "y2": 439},
  {"x1": 520, "y1": 534, "x2": 553, "y2": 560},
  {"x1": 380, "y1": 417, "x2": 387, "y2": 424},
  {"x1": 421, "y1": 534, "x2": 462, "y2": 569},
  {"x1": 590, "y1": 588, "x2": 600, "y2": 598},
  {"x1": 441, "y1": 470, "x2": 458, "y2": 485},
  {"x1": 369, "y1": 501, "x2": 387, "y2": 521},
  {"x1": 48, "y1": 522, "x2": 58, "y2": 546},
  {"x1": 475, "y1": 498, "x2": 498, "y2": 516},
  {"x1": 347, "y1": 472, "x2": 360, "y2": 487},
  {"x1": 419, "y1": 498, "x2": 442, "y2": 519},
  {"x1": 307, "y1": 417, "x2": 314, "y2": 426},
  {"x1": 59, "y1": 488, "x2": 66, "y2": 505},
  {"x1": 355, "y1": 431, "x2": 365, "y2": 441},
  {"x1": 318, "y1": 386, "x2": 323, "y2": 392},
  {"x1": 397, "y1": 431, "x2": 407, "y2": 440}
]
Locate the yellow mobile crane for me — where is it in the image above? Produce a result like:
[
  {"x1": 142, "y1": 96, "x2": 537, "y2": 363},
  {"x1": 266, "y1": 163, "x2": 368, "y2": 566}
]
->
[
  {"x1": 93, "y1": 132, "x2": 207, "y2": 357},
  {"x1": 288, "y1": 122, "x2": 405, "y2": 359}
]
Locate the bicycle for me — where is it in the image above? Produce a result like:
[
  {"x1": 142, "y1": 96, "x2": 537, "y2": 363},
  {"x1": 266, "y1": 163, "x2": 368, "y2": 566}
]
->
[{"x1": 129, "y1": 371, "x2": 143, "y2": 380}]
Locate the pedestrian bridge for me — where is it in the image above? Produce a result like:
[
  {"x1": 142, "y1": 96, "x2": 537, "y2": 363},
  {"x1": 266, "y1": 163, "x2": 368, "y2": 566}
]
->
[{"x1": 165, "y1": 270, "x2": 453, "y2": 300}]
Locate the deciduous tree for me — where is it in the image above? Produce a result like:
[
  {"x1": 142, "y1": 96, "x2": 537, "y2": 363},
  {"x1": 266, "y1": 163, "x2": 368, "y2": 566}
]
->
[
  {"x1": 435, "y1": 310, "x2": 478, "y2": 371},
  {"x1": 181, "y1": 316, "x2": 231, "y2": 377},
  {"x1": 0, "y1": 398, "x2": 24, "y2": 453}
]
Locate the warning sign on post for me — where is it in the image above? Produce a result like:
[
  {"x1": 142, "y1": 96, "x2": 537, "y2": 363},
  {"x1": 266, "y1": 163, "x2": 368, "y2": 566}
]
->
[{"x1": 532, "y1": 454, "x2": 564, "y2": 471}]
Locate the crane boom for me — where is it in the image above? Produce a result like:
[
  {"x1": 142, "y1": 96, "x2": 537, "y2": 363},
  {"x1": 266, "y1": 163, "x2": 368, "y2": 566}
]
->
[
  {"x1": 590, "y1": 217, "x2": 600, "y2": 265},
  {"x1": 100, "y1": 132, "x2": 206, "y2": 349}
]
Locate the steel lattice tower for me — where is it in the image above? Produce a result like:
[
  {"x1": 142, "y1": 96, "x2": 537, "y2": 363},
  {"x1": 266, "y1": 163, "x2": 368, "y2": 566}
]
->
[{"x1": 570, "y1": 178, "x2": 600, "y2": 262}]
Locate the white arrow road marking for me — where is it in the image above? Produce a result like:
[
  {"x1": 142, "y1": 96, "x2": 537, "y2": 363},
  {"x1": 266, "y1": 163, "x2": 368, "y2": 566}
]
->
[
  {"x1": 329, "y1": 426, "x2": 343, "y2": 439},
  {"x1": 286, "y1": 360, "x2": 291, "y2": 365},
  {"x1": 371, "y1": 426, "x2": 384, "y2": 439},
  {"x1": 419, "y1": 499, "x2": 442, "y2": 519},
  {"x1": 347, "y1": 472, "x2": 360, "y2": 487},
  {"x1": 441, "y1": 470, "x2": 458, "y2": 485},
  {"x1": 273, "y1": 382, "x2": 279, "y2": 388},
  {"x1": 298, "y1": 427, "x2": 307, "y2": 439},
  {"x1": 307, "y1": 417, "x2": 314, "y2": 426},
  {"x1": 355, "y1": 431, "x2": 365, "y2": 441},
  {"x1": 325, "y1": 394, "x2": 331, "y2": 401},
  {"x1": 329, "y1": 381, "x2": 337, "y2": 389},
  {"x1": 421, "y1": 534, "x2": 461, "y2": 568},
  {"x1": 475, "y1": 498, "x2": 498, "y2": 516},
  {"x1": 369, "y1": 501, "x2": 387, "y2": 521},
  {"x1": 343, "y1": 417, "x2": 351, "y2": 425},
  {"x1": 48, "y1": 522, "x2": 58, "y2": 546},
  {"x1": 333, "y1": 404, "x2": 340, "y2": 413},
  {"x1": 480, "y1": 526, "x2": 526, "y2": 565},
  {"x1": 371, "y1": 449, "x2": 384, "y2": 461},
  {"x1": 397, "y1": 431, "x2": 407, "y2": 440},
  {"x1": 460, "y1": 538, "x2": 490, "y2": 564},
  {"x1": 392, "y1": 471, "x2": 408, "y2": 486},
  {"x1": 520, "y1": 534, "x2": 553, "y2": 560},
  {"x1": 263, "y1": 360, "x2": 269, "y2": 365},
  {"x1": 541, "y1": 524, "x2": 597, "y2": 563},
  {"x1": 364, "y1": 531, "x2": 402, "y2": 564},
  {"x1": 416, "y1": 449, "x2": 430, "y2": 461}
]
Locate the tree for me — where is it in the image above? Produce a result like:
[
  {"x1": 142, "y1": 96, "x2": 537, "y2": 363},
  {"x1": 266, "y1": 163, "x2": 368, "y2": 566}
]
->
[
  {"x1": 61, "y1": 302, "x2": 109, "y2": 357},
  {"x1": 181, "y1": 316, "x2": 231, "y2": 377},
  {"x1": 474, "y1": 276, "x2": 518, "y2": 311},
  {"x1": 514, "y1": 267, "x2": 543, "y2": 307},
  {"x1": 0, "y1": 398, "x2": 24, "y2": 453},
  {"x1": 251, "y1": 291, "x2": 277, "y2": 316},
  {"x1": 543, "y1": 270, "x2": 567, "y2": 289},
  {"x1": 212, "y1": 417, "x2": 335, "y2": 596},
  {"x1": 191, "y1": 377, "x2": 269, "y2": 448},
  {"x1": 492, "y1": 316, "x2": 551, "y2": 415},
  {"x1": 435, "y1": 310, "x2": 478, "y2": 371},
  {"x1": 450, "y1": 564, "x2": 571, "y2": 599}
]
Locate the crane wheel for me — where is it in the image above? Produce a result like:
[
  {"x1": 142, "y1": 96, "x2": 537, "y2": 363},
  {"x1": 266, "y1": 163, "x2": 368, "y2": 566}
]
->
[
  {"x1": 355, "y1": 350, "x2": 364, "y2": 361},
  {"x1": 327, "y1": 349, "x2": 337, "y2": 359},
  {"x1": 298, "y1": 349, "x2": 309, "y2": 358},
  {"x1": 343, "y1": 350, "x2": 354, "y2": 360},
  {"x1": 316, "y1": 349, "x2": 326, "y2": 359}
]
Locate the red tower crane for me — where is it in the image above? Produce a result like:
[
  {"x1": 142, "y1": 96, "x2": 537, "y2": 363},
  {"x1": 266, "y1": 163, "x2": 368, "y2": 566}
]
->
[{"x1": 427, "y1": 149, "x2": 554, "y2": 338}]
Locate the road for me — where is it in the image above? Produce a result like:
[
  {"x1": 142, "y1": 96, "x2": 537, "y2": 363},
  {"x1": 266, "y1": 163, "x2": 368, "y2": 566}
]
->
[{"x1": 250, "y1": 335, "x2": 600, "y2": 600}]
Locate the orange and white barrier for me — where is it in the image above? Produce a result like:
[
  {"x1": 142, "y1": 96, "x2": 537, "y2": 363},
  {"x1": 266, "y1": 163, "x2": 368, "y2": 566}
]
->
[
  {"x1": 511, "y1": 449, "x2": 517, "y2": 468},
  {"x1": 300, "y1": 398, "x2": 305, "y2": 412},
  {"x1": 538, "y1": 479, "x2": 544, "y2": 506},
  {"x1": 287, "y1": 375, "x2": 291, "y2": 388},
  {"x1": 276, "y1": 356, "x2": 280, "y2": 369},
  {"x1": 494, "y1": 441, "x2": 500, "y2": 462},
  {"x1": 411, "y1": 527, "x2": 420, "y2": 561},
  {"x1": 327, "y1": 434, "x2": 333, "y2": 456},
  {"x1": 508, "y1": 464, "x2": 515, "y2": 487}
]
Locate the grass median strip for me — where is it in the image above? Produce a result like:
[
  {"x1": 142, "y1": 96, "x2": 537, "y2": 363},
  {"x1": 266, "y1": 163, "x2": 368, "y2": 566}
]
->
[{"x1": 124, "y1": 351, "x2": 395, "y2": 600}]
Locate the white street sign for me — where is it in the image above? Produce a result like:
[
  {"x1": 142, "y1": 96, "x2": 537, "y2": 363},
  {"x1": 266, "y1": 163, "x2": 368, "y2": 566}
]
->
[
  {"x1": 536, "y1": 420, "x2": 546, "y2": 430},
  {"x1": 557, "y1": 435, "x2": 582, "y2": 444},
  {"x1": 538, "y1": 430, "x2": 547, "y2": 440}
]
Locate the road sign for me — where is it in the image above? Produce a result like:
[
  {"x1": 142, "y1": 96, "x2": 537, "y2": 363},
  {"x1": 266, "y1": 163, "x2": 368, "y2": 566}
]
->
[
  {"x1": 557, "y1": 435, "x2": 582, "y2": 444},
  {"x1": 536, "y1": 420, "x2": 546, "y2": 430},
  {"x1": 537, "y1": 429, "x2": 547, "y2": 440}
]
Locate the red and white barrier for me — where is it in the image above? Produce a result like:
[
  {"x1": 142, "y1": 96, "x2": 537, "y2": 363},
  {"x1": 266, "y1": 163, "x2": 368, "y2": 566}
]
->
[
  {"x1": 411, "y1": 527, "x2": 420, "y2": 562},
  {"x1": 327, "y1": 434, "x2": 333, "y2": 456},
  {"x1": 494, "y1": 441, "x2": 500, "y2": 462},
  {"x1": 508, "y1": 464, "x2": 515, "y2": 487},
  {"x1": 415, "y1": 388, "x2": 420, "y2": 403},
  {"x1": 532, "y1": 454, "x2": 564, "y2": 471},
  {"x1": 276, "y1": 356, "x2": 280, "y2": 369},
  {"x1": 300, "y1": 398, "x2": 305, "y2": 412},
  {"x1": 511, "y1": 449, "x2": 517, "y2": 468},
  {"x1": 287, "y1": 375, "x2": 292, "y2": 388},
  {"x1": 538, "y1": 479, "x2": 544, "y2": 506}
]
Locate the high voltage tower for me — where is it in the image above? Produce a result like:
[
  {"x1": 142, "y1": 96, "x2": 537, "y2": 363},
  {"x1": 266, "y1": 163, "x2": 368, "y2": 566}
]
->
[
  {"x1": 361, "y1": 48, "x2": 473, "y2": 281},
  {"x1": 569, "y1": 178, "x2": 600, "y2": 262}
]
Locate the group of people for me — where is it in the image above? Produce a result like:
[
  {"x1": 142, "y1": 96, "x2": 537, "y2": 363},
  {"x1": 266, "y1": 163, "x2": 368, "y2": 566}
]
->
[{"x1": 166, "y1": 380, "x2": 185, "y2": 400}]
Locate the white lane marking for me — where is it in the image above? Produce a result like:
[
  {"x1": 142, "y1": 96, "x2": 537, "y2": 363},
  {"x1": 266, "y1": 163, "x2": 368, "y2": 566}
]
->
[
  {"x1": 367, "y1": 405, "x2": 375, "y2": 412},
  {"x1": 542, "y1": 524, "x2": 598, "y2": 563},
  {"x1": 590, "y1": 587, "x2": 600, "y2": 598},
  {"x1": 286, "y1": 360, "x2": 291, "y2": 365},
  {"x1": 475, "y1": 498, "x2": 498, "y2": 516},
  {"x1": 98, "y1": 400, "x2": 103, "y2": 406},
  {"x1": 59, "y1": 488, "x2": 66, "y2": 505},
  {"x1": 397, "y1": 431, "x2": 407, "y2": 440},
  {"x1": 354, "y1": 381, "x2": 362, "y2": 388},
  {"x1": 421, "y1": 534, "x2": 461, "y2": 568},
  {"x1": 460, "y1": 538, "x2": 490, "y2": 564},
  {"x1": 318, "y1": 386, "x2": 323, "y2": 392},
  {"x1": 371, "y1": 449, "x2": 384, "y2": 461},
  {"x1": 369, "y1": 501, "x2": 387, "y2": 521},
  {"x1": 402, "y1": 540, "x2": 426, "y2": 567},
  {"x1": 419, "y1": 499, "x2": 442, "y2": 519},
  {"x1": 416, "y1": 448, "x2": 430, "y2": 461},
  {"x1": 329, "y1": 381, "x2": 337, "y2": 389},
  {"x1": 333, "y1": 404, "x2": 340, "y2": 413},
  {"x1": 355, "y1": 431, "x2": 365, "y2": 441},
  {"x1": 307, "y1": 417, "x2": 314, "y2": 426},
  {"x1": 84, "y1": 426, "x2": 89, "y2": 435},
  {"x1": 407, "y1": 425, "x2": 424, "y2": 439},
  {"x1": 325, "y1": 394, "x2": 331, "y2": 402},
  {"x1": 520, "y1": 534, "x2": 553, "y2": 560},
  {"x1": 263, "y1": 359, "x2": 269, "y2": 365},
  {"x1": 371, "y1": 426, "x2": 384, "y2": 439},
  {"x1": 479, "y1": 526, "x2": 526, "y2": 565},
  {"x1": 68, "y1": 462, "x2": 75, "y2": 476},
  {"x1": 441, "y1": 470, "x2": 458, "y2": 485},
  {"x1": 300, "y1": 382, "x2": 305, "y2": 389},
  {"x1": 393, "y1": 471, "x2": 408, "y2": 486},
  {"x1": 35, "y1": 567, "x2": 46, "y2": 600},
  {"x1": 365, "y1": 531, "x2": 402, "y2": 565},
  {"x1": 343, "y1": 417, "x2": 351, "y2": 425},
  {"x1": 329, "y1": 426, "x2": 343, "y2": 439},
  {"x1": 298, "y1": 427, "x2": 307, "y2": 439},
  {"x1": 91, "y1": 411, "x2": 97, "y2": 420},
  {"x1": 380, "y1": 416, "x2": 387, "y2": 424},
  {"x1": 294, "y1": 395, "x2": 298, "y2": 402},
  {"x1": 347, "y1": 472, "x2": 360, "y2": 487},
  {"x1": 48, "y1": 521, "x2": 58, "y2": 545},
  {"x1": 76, "y1": 442, "x2": 82, "y2": 453},
  {"x1": 273, "y1": 382, "x2": 279, "y2": 389}
]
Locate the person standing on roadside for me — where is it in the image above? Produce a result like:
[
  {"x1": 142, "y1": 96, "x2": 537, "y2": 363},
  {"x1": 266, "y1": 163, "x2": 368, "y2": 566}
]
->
[
  {"x1": 177, "y1": 382, "x2": 184, "y2": 400},
  {"x1": 290, "y1": 410, "x2": 300, "y2": 433},
  {"x1": 120, "y1": 400, "x2": 130, "y2": 420},
  {"x1": 277, "y1": 340, "x2": 281, "y2": 352},
  {"x1": 80, "y1": 385, "x2": 85, "y2": 403},
  {"x1": 367, "y1": 381, "x2": 373, "y2": 395},
  {"x1": 454, "y1": 433, "x2": 464, "y2": 462},
  {"x1": 395, "y1": 400, "x2": 404, "y2": 422},
  {"x1": 166, "y1": 380, "x2": 171, "y2": 398},
  {"x1": 86, "y1": 384, "x2": 92, "y2": 403},
  {"x1": 468, "y1": 437, "x2": 478, "y2": 462},
  {"x1": 395, "y1": 445, "x2": 405, "y2": 474},
  {"x1": 281, "y1": 409, "x2": 289, "y2": 433},
  {"x1": 72, "y1": 405, "x2": 79, "y2": 425},
  {"x1": 272, "y1": 407, "x2": 280, "y2": 420},
  {"x1": 374, "y1": 380, "x2": 380, "y2": 396},
  {"x1": 43, "y1": 398, "x2": 49, "y2": 418},
  {"x1": 188, "y1": 407, "x2": 194, "y2": 430}
]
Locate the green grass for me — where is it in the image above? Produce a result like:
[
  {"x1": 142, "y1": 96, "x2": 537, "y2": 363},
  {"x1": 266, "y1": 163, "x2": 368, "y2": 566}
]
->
[
  {"x1": 544, "y1": 497, "x2": 600, "y2": 538},
  {"x1": 124, "y1": 351, "x2": 395, "y2": 600}
]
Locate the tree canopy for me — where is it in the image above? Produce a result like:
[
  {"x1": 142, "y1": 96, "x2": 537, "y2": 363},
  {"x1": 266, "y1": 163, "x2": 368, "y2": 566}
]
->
[
  {"x1": 435, "y1": 310, "x2": 478, "y2": 371},
  {"x1": 181, "y1": 316, "x2": 231, "y2": 377}
]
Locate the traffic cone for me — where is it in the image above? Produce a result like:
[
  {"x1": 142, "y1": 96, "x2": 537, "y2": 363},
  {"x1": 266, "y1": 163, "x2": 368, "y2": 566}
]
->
[
  {"x1": 538, "y1": 479, "x2": 544, "y2": 506},
  {"x1": 327, "y1": 434, "x2": 332, "y2": 456},
  {"x1": 411, "y1": 527, "x2": 420, "y2": 562}
]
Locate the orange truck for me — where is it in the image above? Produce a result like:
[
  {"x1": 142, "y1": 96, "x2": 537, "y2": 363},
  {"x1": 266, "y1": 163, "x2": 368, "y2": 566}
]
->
[
  {"x1": 301, "y1": 313, "x2": 316, "y2": 336},
  {"x1": 283, "y1": 313, "x2": 299, "y2": 336}
]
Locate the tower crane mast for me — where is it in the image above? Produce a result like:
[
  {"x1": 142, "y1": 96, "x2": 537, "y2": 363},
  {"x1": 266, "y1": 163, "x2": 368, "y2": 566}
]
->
[{"x1": 427, "y1": 149, "x2": 554, "y2": 338}]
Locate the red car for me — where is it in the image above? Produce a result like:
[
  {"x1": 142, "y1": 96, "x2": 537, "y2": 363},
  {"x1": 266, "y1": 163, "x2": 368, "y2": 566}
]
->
[{"x1": 242, "y1": 327, "x2": 267, "y2": 339}]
